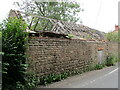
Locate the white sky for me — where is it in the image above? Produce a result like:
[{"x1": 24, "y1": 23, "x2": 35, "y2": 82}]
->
[
  {"x1": 78, "y1": 0, "x2": 119, "y2": 33},
  {"x1": 0, "y1": 0, "x2": 119, "y2": 33}
]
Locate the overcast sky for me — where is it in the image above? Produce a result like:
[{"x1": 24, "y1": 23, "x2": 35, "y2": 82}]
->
[
  {"x1": 0, "y1": 0, "x2": 119, "y2": 33},
  {"x1": 78, "y1": 0, "x2": 119, "y2": 33}
]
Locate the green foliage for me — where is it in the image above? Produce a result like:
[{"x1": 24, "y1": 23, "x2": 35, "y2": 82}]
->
[
  {"x1": 105, "y1": 31, "x2": 119, "y2": 42},
  {"x1": 23, "y1": 72, "x2": 40, "y2": 89},
  {"x1": 1, "y1": 17, "x2": 38, "y2": 90},
  {"x1": 0, "y1": 31, "x2": 2, "y2": 37},
  {"x1": 31, "y1": 17, "x2": 53, "y2": 31},
  {"x1": 38, "y1": 63, "x2": 106, "y2": 86},
  {"x1": 94, "y1": 64, "x2": 103, "y2": 70},
  {"x1": 2, "y1": 17, "x2": 27, "y2": 89},
  {"x1": 66, "y1": 34, "x2": 75, "y2": 39},
  {"x1": 105, "y1": 53, "x2": 117, "y2": 66},
  {"x1": 39, "y1": 72, "x2": 68, "y2": 85},
  {"x1": 38, "y1": 63, "x2": 105, "y2": 86},
  {"x1": 15, "y1": 1, "x2": 81, "y2": 22},
  {"x1": 86, "y1": 64, "x2": 95, "y2": 71},
  {"x1": 14, "y1": 1, "x2": 82, "y2": 31},
  {"x1": 37, "y1": 57, "x2": 119, "y2": 86}
]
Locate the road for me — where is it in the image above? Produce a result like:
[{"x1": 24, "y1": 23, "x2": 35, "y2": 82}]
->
[{"x1": 39, "y1": 64, "x2": 118, "y2": 88}]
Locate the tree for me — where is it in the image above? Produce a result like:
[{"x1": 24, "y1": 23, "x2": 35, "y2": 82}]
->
[{"x1": 14, "y1": 1, "x2": 83, "y2": 31}]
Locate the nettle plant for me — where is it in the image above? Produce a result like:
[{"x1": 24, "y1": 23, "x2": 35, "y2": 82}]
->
[{"x1": 1, "y1": 17, "x2": 39, "y2": 90}]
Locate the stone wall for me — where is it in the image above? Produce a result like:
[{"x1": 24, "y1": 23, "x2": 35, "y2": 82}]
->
[
  {"x1": 107, "y1": 42, "x2": 118, "y2": 55},
  {"x1": 27, "y1": 37, "x2": 118, "y2": 77}
]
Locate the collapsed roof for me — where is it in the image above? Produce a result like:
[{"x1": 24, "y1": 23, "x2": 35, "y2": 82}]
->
[{"x1": 9, "y1": 9, "x2": 106, "y2": 41}]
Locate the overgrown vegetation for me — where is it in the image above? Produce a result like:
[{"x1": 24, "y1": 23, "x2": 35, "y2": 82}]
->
[
  {"x1": 1, "y1": 17, "x2": 119, "y2": 89},
  {"x1": 105, "y1": 31, "x2": 119, "y2": 42},
  {"x1": 94, "y1": 53, "x2": 119, "y2": 70},
  {"x1": 66, "y1": 34, "x2": 75, "y2": 39},
  {"x1": 106, "y1": 53, "x2": 119, "y2": 66},
  {"x1": 39, "y1": 73, "x2": 68, "y2": 85},
  {"x1": 37, "y1": 53, "x2": 119, "y2": 86},
  {"x1": 94, "y1": 64, "x2": 103, "y2": 70},
  {"x1": 1, "y1": 18, "x2": 39, "y2": 90},
  {"x1": 38, "y1": 70, "x2": 87, "y2": 86}
]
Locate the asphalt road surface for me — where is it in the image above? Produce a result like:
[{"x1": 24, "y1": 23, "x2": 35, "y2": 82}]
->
[{"x1": 39, "y1": 64, "x2": 119, "y2": 88}]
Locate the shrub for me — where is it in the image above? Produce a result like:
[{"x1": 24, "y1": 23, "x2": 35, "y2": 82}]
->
[
  {"x1": 24, "y1": 72, "x2": 40, "y2": 89},
  {"x1": 105, "y1": 31, "x2": 119, "y2": 42},
  {"x1": 87, "y1": 64, "x2": 95, "y2": 71},
  {"x1": 39, "y1": 72, "x2": 68, "y2": 85},
  {"x1": 94, "y1": 64, "x2": 103, "y2": 70},
  {"x1": 1, "y1": 17, "x2": 38, "y2": 90},
  {"x1": 1, "y1": 17, "x2": 27, "y2": 89},
  {"x1": 106, "y1": 53, "x2": 116, "y2": 66}
]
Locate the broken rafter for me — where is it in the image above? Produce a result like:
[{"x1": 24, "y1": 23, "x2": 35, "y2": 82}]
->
[
  {"x1": 33, "y1": 17, "x2": 40, "y2": 31},
  {"x1": 28, "y1": 17, "x2": 34, "y2": 29},
  {"x1": 43, "y1": 20, "x2": 51, "y2": 31},
  {"x1": 18, "y1": 11, "x2": 105, "y2": 41}
]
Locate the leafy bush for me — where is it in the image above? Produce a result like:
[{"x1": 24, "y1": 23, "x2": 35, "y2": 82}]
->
[
  {"x1": 105, "y1": 31, "x2": 119, "y2": 42},
  {"x1": 24, "y1": 72, "x2": 40, "y2": 89},
  {"x1": 39, "y1": 72, "x2": 68, "y2": 85},
  {"x1": 106, "y1": 53, "x2": 116, "y2": 66},
  {"x1": 94, "y1": 64, "x2": 103, "y2": 70},
  {"x1": 86, "y1": 64, "x2": 95, "y2": 71},
  {"x1": 1, "y1": 17, "x2": 38, "y2": 90}
]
